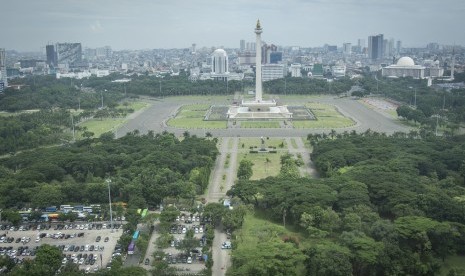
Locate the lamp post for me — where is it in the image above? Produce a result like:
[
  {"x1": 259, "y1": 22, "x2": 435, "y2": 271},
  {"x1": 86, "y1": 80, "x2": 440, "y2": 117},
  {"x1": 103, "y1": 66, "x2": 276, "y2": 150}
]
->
[{"x1": 106, "y1": 179, "x2": 114, "y2": 233}]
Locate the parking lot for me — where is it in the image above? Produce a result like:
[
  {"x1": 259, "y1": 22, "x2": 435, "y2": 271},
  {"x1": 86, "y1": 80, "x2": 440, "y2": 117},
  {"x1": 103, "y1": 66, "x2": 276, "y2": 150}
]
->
[
  {"x1": 1, "y1": 222, "x2": 123, "y2": 273},
  {"x1": 158, "y1": 213, "x2": 209, "y2": 274}
]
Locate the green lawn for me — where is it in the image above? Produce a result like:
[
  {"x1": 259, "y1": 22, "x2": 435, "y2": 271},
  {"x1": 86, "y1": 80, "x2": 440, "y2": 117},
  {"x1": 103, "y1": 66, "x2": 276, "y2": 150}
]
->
[
  {"x1": 79, "y1": 118, "x2": 125, "y2": 138},
  {"x1": 237, "y1": 137, "x2": 288, "y2": 180},
  {"x1": 238, "y1": 152, "x2": 282, "y2": 180},
  {"x1": 167, "y1": 104, "x2": 227, "y2": 129},
  {"x1": 240, "y1": 121, "x2": 281, "y2": 128},
  {"x1": 239, "y1": 137, "x2": 287, "y2": 149},
  {"x1": 293, "y1": 102, "x2": 354, "y2": 129},
  {"x1": 290, "y1": 138, "x2": 299, "y2": 149},
  {"x1": 78, "y1": 101, "x2": 150, "y2": 138}
]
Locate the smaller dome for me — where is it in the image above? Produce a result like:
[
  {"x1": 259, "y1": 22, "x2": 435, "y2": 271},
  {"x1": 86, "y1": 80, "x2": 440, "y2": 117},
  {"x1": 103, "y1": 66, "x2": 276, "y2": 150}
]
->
[
  {"x1": 396, "y1": 57, "x2": 415, "y2": 66},
  {"x1": 212, "y1": 49, "x2": 227, "y2": 57}
]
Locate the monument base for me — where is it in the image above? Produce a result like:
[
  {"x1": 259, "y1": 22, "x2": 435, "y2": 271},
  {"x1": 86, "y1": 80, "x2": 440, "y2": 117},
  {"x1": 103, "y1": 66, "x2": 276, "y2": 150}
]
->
[{"x1": 227, "y1": 102, "x2": 292, "y2": 120}]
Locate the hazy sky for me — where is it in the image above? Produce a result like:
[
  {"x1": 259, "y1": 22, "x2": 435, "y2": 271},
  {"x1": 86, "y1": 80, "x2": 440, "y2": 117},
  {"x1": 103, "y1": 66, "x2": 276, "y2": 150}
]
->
[{"x1": 3, "y1": 0, "x2": 465, "y2": 51}]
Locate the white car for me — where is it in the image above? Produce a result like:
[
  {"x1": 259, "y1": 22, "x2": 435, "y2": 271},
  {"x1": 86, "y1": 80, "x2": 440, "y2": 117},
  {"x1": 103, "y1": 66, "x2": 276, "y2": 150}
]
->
[
  {"x1": 35, "y1": 237, "x2": 40, "y2": 243},
  {"x1": 199, "y1": 227, "x2": 203, "y2": 233},
  {"x1": 62, "y1": 258, "x2": 68, "y2": 264},
  {"x1": 187, "y1": 257, "x2": 192, "y2": 264}
]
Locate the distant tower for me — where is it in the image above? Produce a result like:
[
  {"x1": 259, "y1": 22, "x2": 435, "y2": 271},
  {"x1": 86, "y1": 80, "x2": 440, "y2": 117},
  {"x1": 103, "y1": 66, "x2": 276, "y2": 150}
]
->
[
  {"x1": 451, "y1": 47, "x2": 455, "y2": 80},
  {"x1": 368, "y1": 34, "x2": 384, "y2": 61},
  {"x1": 255, "y1": 19, "x2": 263, "y2": 102},
  {"x1": 343, "y1": 43, "x2": 352, "y2": 55},
  {"x1": 46, "y1": 44, "x2": 57, "y2": 67},
  {"x1": 0, "y1": 48, "x2": 7, "y2": 87},
  {"x1": 240, "y1": 39, "x2": 245, "y2": 51},
  {"x1": 191, "y1": 43, "x2": 196, "y2": 53}
]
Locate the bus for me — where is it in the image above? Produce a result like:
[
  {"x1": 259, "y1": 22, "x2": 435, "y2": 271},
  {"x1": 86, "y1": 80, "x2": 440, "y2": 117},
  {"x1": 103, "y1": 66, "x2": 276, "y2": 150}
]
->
[
  {"x1": 141, "y1": 209, "x2": 148, "y2": 218},
  {"x1": 132, "y1": 230, "x2": 140, "y2": 241},
  {"x1": 128, "y1": 241, "x2": 135, "y2": 255}
]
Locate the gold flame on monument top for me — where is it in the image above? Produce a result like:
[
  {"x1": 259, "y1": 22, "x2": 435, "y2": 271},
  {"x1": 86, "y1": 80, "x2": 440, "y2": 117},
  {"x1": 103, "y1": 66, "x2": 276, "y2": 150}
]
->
[{"x1": 256, "y1": 19, "x2": 261, "y2": 30}]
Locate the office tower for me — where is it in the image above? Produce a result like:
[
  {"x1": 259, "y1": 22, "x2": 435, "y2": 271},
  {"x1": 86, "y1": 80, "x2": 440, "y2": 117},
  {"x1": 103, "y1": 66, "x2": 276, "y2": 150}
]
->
[
  {"x1": 396, "y1": 40, "x2": 402, "y2": 54},
  {"x1": 0, "y1": 48, "x2": 7, "y2": 87},
  {"x1": 358, "y1": 39, "x2": 365, "y2": 48},
  {"x1": 270, "y1": 52, "x2": 282, "y2": 64},
  {"x1": 368, "y1": 34, "x2": 384, "y2": 61},
  {"x1": 387, "y1": 38, "x2": 395, "y2": 58},
  {"x1": 56, "y1": 43, "x2": 82, "y2": 66},
  {"x1": 240, "y1": 39, "x2": 245, "y2": 51},
  {"x1": 46, "y1": 44, "x2": 57, "y2": 67},
  {"x1": 343, "y1": 43, "x2": 352, "y2": 55},
  {"x1": 191, "y1": 43, "x2": 196, "y2": 53}
]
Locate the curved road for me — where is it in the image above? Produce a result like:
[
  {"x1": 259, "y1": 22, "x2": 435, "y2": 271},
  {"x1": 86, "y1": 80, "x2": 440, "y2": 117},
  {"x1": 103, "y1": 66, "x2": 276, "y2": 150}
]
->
[{"x1": 119, "y1": 96, "x2": 410, "y2": 138}]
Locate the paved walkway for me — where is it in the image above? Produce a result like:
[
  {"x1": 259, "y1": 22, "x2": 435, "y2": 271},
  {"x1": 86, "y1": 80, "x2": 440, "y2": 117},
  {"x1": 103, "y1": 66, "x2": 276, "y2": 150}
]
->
[{"x1": 205, "y1": 137, "x2": 239, "y2": 276}]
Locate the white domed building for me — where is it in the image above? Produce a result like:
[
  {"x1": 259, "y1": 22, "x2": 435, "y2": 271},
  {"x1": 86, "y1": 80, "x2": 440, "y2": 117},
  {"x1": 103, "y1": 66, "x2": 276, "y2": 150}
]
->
[
  {"x1": 199, "y1": 49, "x2": 243, "y2": 82},
  {"x1": 212, "y1": 49, "x2": 229, "y2": 75},
  {"x1": 382, "y1": 56, "x2": 425, "y2": 79}
]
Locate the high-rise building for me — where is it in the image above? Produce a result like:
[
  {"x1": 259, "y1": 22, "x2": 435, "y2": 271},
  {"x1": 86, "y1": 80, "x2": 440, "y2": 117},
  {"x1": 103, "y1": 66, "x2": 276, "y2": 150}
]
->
[
  {"x1": 386, "y1": 38, "x2": 395, "y2": 58},
  {"x1": 56, "y1": 43, "x2": 82, "y2": 66},
  {"x1": 0, "y1": 48, "x2": 7, "y2": 88},
  {"x1": 368, "y1": 34, "x2": 384, "y2": 61},
  {"x1": 46, "y1": 44, "x2": 57, "y2": 67},
  {"x1": 191, "y1": 43, "x2": 196, "y2": 53},
  {"x1": 270, "y1": 52, "x2": 282, "y2": 64},
  {"x1": 240, "y1": 40, "x2": 245, "y2": 51},
  {"x1": 396, "y1": 40, "x2": 402, "y2": 54},
  {"x1": 343, "y1": 43, "x2": 352, "y2": 55}
]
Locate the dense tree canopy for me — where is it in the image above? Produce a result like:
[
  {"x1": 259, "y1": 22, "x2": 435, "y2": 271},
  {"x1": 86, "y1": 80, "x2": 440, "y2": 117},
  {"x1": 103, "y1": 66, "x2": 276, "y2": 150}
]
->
[{"x1": 0, "y1": 132, "x2": 217, "y2": 209}]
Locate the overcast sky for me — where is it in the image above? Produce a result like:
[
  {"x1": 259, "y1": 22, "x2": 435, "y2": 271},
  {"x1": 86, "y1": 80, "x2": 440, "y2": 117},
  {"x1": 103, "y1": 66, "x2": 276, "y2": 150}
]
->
[{"x1": 3, "y1": 0, "x2": 465, "y2": 52}]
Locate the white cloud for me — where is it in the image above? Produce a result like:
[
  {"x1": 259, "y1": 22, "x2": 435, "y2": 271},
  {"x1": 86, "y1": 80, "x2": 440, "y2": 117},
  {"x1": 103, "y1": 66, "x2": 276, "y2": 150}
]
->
[{"x1": 90, "y1": 20, "x2": 104, "y2": 33}]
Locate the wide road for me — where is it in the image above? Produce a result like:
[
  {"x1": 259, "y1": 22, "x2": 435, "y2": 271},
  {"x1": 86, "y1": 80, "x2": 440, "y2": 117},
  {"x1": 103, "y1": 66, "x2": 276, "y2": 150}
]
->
[{"x1": 119, "y1": 96, "x2": 410, "y2": 137}]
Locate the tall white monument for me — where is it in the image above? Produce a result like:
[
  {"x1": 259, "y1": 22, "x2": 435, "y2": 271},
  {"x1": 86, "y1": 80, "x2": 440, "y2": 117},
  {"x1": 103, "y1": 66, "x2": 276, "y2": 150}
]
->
[
  {"x1": 227, "y1": 20, "x2": 292, "y2": 119},
  {"x1": 255, "y1": 20, "x2": 263, "y2": 102}
]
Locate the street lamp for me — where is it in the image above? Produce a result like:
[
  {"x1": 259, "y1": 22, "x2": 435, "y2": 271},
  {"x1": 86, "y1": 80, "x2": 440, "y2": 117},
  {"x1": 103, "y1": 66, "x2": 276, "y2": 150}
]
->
[
  {"x1": 106, "y1": 179, "x2": 114, "y2": 233},
  {"x1": 101, "y1": 90, "x2": 106, "y2": 109}
]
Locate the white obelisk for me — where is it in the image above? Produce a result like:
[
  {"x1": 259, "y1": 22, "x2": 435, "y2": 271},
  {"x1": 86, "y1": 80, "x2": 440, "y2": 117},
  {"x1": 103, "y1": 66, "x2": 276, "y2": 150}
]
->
[{"x1": 255, "y1": 20, "x2": 263, "y2": 102}]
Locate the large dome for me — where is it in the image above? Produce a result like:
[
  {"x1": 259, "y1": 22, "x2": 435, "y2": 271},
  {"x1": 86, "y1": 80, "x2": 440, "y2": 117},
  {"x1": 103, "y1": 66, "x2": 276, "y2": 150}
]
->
[
  {"x1": 396, "y1": 57, "x2": 415, "y2": 66},
  {"x1": 212, "y1": 49, "x2": 227, "y2": 57}
]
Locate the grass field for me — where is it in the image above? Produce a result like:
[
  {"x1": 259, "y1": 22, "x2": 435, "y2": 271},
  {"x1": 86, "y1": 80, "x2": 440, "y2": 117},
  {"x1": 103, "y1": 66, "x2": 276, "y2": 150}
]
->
[
  {"x1": 290, "y1": 138, "x2": 298, "y2": 149},
  {"x1": 238, "y1": 152, "x2": 282, "y2": 180},
  {"x1": 240, "y1": 121, "x2": 281, "y2": 128},
  {"x1": 237, "y1": 137, "x2": 288, "y2": 180},
  {"x1": 293, "y1": 102, "x2": 354, "y2": 129},
  {"x1": 78, "y1": 101, "x2": 149, "y2": 138},
  {"x1": 167, "y1": 104, "x2": 227, "y2": 129}
]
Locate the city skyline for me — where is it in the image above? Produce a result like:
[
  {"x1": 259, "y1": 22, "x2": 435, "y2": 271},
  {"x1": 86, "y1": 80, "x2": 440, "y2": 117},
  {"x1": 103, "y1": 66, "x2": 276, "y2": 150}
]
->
[{"x1": 2, "y1": 0, "x2": 465, "y2": 51}]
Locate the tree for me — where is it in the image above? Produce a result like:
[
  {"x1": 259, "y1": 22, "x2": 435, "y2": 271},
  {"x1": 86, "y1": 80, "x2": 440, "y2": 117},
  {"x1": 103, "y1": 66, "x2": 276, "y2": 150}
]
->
[
  {"x1": 35, "y1": 245, "x2": 61, "y2": 267},
  {"x1": 304, "y1": 242, "x2": 352, "y2": 276},
  {"x1": 237, "y1": 159, "x2": 254, "y2": 180},
  {"x1": 203, "y1": 202, "x2": 226, "y2": 226},
  {"x1": 229, "y1": 240, "x2": 306, "y2": 276}
]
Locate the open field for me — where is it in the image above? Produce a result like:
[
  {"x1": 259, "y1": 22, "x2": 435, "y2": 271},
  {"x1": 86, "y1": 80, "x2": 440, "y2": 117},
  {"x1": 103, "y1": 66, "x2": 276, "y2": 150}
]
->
[
  {"x1": 239, "y1": 137, "x2": 287, "y2": 149},
  {"x1": 79, "y1": 101, "x2": 150, "y2": 138},
  {"x1": 237, "y1": 137, "x2": 288, "y2": 180},
  {"x1": 240, "y1": 121, "x2": 281, "y2": 128},
  {"x1": 238, "y1": 152, "x2": 282, "y2": 180},
  {"x1": 293, "y1": 102, "x2": 355, "y2": 129},
  {"x1": 167, "y1": 104, "x2": 227, "y2": 129},
  {"x1": 79, "y1": 119, "x2": 125, "y2": 138}
]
